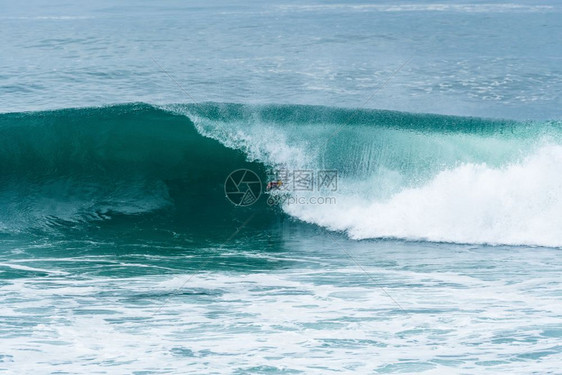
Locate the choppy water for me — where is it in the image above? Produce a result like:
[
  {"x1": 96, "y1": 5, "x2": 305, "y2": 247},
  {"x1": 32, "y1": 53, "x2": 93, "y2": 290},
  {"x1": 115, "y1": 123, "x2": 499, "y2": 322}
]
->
[
  {"x1": 1, "y1": 1, "x2": 562, "y2": 374},
  {"x1": 2, "y1": 230, "x2": 562, "y2": 374}
]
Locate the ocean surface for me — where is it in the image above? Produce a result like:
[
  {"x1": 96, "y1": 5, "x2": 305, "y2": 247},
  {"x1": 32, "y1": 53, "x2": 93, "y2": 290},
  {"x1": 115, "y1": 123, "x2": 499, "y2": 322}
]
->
[{"x1": 1, "y1": 1, "x2": 562, "y2": 374}]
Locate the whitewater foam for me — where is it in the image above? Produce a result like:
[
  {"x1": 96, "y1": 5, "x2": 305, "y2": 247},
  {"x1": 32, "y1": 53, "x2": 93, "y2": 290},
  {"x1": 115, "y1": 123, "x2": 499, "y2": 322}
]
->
[{"x1": 286, "y1": 144, "x2": 562, "y2": 247}]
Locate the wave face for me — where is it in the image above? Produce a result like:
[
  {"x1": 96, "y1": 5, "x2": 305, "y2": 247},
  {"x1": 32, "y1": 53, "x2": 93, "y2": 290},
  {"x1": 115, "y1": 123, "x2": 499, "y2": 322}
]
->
[
  {"x1": 2, "y1": 103, "x2": 562, "y2": 246},
  {"x1": 0, "y1": 103, "x2": 268, "y2": 235}
]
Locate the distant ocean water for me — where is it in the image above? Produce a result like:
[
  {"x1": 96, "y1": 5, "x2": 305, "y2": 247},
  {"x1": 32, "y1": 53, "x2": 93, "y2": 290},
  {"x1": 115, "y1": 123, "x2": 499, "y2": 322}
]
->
[{"x1": 1, "y1": 1, "x2": 562, "y2": 374}]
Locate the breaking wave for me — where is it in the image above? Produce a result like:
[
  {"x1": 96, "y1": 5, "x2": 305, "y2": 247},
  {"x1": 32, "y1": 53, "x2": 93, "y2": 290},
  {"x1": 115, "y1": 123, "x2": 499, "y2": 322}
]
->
[{"x1": 1, "y1": 102, "x2": 561, "y2": 247}]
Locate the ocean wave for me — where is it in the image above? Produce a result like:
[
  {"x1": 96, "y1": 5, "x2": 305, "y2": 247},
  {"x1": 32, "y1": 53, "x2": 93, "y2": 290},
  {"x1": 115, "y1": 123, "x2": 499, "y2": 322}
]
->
[{"x1": 1, "y1": 102, "x2": 561, "y2": 246}]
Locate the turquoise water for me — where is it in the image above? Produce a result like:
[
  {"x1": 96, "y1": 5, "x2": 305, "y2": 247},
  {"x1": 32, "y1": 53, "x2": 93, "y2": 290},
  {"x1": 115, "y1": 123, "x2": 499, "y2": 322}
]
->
[{"x1": 1, "y1": 1, "x2": 562, "y2": 374}]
